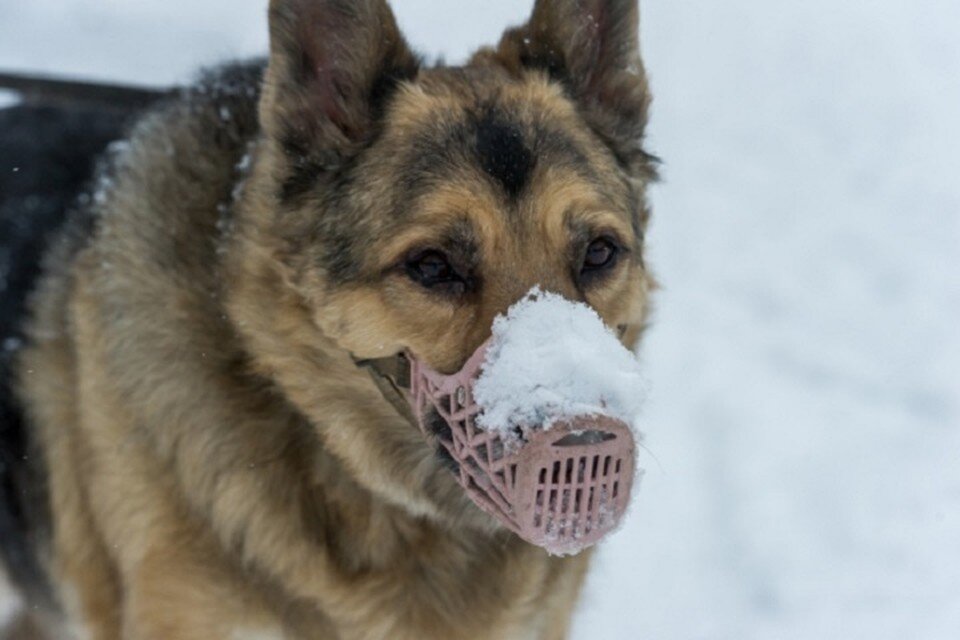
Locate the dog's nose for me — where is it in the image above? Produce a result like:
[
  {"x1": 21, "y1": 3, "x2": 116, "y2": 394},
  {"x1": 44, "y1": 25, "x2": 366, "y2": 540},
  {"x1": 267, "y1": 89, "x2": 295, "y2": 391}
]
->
[{"x1": 456, "y1": 279, "x2": 582, "y2": 370}]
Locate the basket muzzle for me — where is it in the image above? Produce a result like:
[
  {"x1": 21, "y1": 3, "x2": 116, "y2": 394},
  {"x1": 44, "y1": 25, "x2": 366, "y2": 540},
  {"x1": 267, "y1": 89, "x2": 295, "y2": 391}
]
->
[{"x1": 408, "y1": 341, "x2": 638, "y2": 556}]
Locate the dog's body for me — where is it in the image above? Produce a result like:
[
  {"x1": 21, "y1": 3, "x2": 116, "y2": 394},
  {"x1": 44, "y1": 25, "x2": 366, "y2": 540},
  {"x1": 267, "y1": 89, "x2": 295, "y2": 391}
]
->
[{"x1": 0, "y1": 1, "x2": 655, "y2": 638}]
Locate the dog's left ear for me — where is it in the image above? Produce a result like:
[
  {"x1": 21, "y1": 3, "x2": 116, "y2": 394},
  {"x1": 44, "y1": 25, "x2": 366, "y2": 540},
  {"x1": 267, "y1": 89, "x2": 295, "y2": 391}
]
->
[
  {"x1": 262, "y1": 0, "x2": 420, "y2": 181},
  {"x1": 482, "y1": 0, "x2": 651, "y2": 173}
]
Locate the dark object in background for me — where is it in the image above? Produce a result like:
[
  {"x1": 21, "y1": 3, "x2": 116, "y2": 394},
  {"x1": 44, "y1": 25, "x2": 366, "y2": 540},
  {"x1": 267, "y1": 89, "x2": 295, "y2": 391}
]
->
[
  {"x1": 0, "y1": 74, "x2": 163, "y2": 603},
  {"x1": 0, "y1": 71, "x2": 167, "y2": 111}
]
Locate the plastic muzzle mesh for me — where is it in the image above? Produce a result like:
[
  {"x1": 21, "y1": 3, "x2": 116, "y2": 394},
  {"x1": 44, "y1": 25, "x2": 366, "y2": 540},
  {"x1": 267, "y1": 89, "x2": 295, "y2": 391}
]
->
[{"x1": 409, "y1": 343, "x2": 637, "y2": 556}]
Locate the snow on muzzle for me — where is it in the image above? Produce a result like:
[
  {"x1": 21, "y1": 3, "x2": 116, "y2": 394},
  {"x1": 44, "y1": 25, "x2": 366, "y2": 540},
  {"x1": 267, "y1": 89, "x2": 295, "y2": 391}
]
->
[{"x1": 408, "y1": 340, "x2": 638, "y2": 556}]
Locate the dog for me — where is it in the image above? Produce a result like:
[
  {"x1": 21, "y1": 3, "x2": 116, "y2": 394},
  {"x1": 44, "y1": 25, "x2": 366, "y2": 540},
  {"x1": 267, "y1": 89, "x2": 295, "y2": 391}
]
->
[{"x1": 0, "y1": 0, "x2": 656, "y2": 637}]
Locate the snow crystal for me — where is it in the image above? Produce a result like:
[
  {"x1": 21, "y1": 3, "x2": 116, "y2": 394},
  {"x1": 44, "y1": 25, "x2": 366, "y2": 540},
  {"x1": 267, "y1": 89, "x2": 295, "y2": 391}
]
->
[
  {"x1": 106, "y1": 140, "x2": 130, "y2": 155},
  {"x1": 89, "y1": 143, "x2": 131, "y2": 207},
  {"x1": 473, "y1": 288, "x2": 645, "y2": 434},
  {"x1": 235, "y1": 152, "x2": 251, "y2": 173},
  {"x1": 91, "y1": 175, "x2": 114, "y2": 206},
  {"x1": 230, "y1": 143, "x2": 257, "y2": 206}
]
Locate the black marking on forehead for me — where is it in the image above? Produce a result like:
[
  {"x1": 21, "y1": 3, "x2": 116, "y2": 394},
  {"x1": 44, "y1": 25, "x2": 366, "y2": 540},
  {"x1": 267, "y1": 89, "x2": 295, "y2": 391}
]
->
[
  {"x1": 389, "y1": 105, "x2": 613, "y2": 220},
  {"x1": 472, "y1": 108, "x2": 534, "y2": 199}
]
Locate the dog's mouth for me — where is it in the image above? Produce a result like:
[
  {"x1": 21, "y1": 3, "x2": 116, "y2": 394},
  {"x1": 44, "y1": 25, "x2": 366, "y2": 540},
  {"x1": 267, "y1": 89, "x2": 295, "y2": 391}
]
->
[
  {"x1": 406, "y1": 341, "x2": 636, "y2": 556},
  {"x1": 358, "y1": 296, "x2": 644, "y2": 556}
]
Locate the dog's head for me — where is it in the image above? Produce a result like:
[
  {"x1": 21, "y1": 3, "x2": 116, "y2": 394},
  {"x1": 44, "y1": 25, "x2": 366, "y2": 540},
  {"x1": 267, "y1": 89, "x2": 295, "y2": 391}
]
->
[{"x1": 239, "y1": 0, "x2": 655, "y2": 529}]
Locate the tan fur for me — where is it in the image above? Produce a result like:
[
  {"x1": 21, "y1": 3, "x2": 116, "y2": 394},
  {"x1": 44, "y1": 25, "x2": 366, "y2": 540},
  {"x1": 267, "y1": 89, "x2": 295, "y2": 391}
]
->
[{"x1": 10, "y1": 1, "x2": 655, "y2": 637}]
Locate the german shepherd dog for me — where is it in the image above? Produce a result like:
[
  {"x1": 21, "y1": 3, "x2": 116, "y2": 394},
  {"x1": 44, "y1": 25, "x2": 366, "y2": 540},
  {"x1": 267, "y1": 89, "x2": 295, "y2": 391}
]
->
[{"x1": 0, "y1": 0, "x2": 655, "y2": 637}]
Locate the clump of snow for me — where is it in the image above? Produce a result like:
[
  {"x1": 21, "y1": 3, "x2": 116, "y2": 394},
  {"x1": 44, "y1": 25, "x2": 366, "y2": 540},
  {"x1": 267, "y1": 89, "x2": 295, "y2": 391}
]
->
[{"x1": 473, "y1": 287, "x2": 645, "y2": 434}]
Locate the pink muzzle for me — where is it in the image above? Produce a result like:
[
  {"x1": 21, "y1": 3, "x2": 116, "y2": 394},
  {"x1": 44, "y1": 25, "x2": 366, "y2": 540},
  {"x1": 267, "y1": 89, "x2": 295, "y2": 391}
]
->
[{"x1": 407, "y1": 341, "x2": 638, "y2": 556}]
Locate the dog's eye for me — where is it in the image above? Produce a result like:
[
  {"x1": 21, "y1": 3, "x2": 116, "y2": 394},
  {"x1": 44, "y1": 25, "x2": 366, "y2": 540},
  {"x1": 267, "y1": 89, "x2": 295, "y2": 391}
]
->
[
  {"x1": 406, "y1": 250, "x2": 463, "y2": 291},
  {"x1": 413, "y1": 251, "x2": 452, "y2": 280},
  {"x1": 582, "y1": 237, "x2": 619, "y2": 274}
]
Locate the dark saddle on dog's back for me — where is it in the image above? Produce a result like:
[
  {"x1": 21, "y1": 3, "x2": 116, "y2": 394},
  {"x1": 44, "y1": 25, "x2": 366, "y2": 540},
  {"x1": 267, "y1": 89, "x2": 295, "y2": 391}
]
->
[{"x1": 0, "y1": 89, "x2": 151, "y2": 599}]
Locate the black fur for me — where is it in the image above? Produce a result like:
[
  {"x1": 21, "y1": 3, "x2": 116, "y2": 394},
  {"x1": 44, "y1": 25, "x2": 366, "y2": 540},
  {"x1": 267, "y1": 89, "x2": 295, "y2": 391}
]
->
[
  {"x1": 473, "y1": 108, "x2": 534, "y2": 199},
  {"x1": 367, "y1": 60, "x2": 420, "y2": 123},
  {"x1": 424, "y1": 407, "x2": 459, "y2": 474},
  {"x1": 0, "y1": 102, "x2": 133, "y2": 603},
  {"x1": 518, "y1": 48, "x2": 569, "y2": 89},
  {"x1": 279, "y1": 130, "x2": 327, "y2": 203},
  {"x1": 394, "y1": 112, "x2": 591, "y2": 220}
]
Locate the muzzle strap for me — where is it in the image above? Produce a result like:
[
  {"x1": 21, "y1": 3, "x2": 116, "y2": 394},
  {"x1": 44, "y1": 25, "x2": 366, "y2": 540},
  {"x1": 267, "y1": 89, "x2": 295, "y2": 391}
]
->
[{"x1": 355, "y1": 353, "x2": 416, "y2": 424}]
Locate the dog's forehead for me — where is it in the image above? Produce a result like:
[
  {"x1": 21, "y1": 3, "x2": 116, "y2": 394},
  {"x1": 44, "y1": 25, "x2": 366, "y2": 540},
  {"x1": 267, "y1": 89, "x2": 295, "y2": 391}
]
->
[{"x1": 380, "y1": 69, "x2": 617, "y2": 208}]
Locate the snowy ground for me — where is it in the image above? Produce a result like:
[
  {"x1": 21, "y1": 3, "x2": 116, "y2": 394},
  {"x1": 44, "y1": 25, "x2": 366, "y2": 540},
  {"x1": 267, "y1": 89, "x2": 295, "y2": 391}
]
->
[{"x1": 2, "y1": 0, "x2": 958, "y2": 638}]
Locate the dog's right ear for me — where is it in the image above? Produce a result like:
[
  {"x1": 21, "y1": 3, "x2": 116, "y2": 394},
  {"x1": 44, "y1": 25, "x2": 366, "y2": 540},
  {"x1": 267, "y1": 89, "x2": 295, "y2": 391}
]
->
[
  {"x1": 261, "y1": 0, "x2": 419, "y2": 186},
  {"x1": 480, "y1": 0, "x2": 652, "y2": 175}
]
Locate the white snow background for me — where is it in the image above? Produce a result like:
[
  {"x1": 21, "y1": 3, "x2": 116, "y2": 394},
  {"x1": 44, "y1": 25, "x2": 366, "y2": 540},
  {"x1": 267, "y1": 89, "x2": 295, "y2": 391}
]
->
[{"x1": 2, "y1": 1, "x2": 958, "y2": 637}]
